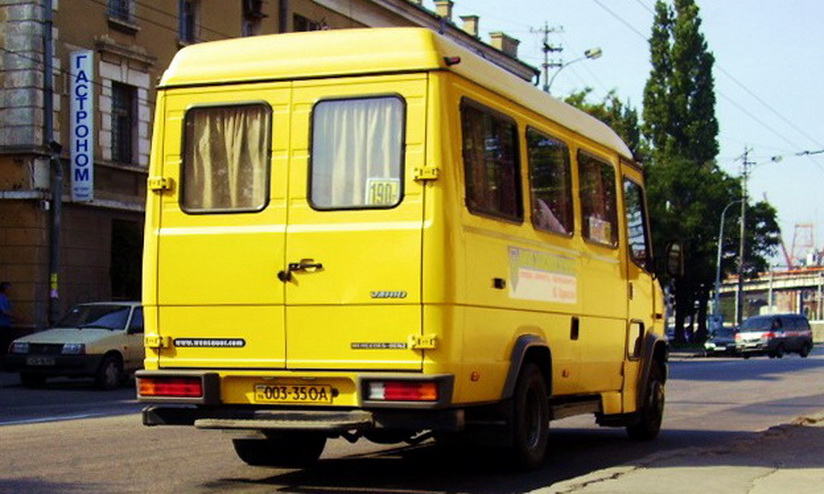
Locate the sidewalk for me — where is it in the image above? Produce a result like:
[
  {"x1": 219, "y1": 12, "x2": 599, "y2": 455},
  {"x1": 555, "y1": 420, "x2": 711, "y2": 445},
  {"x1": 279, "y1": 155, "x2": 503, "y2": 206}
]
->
[
  {"x1": 538, "y1": 345, "x2": 824, "y2": 493},
  {"x1": 534, "y1": 414, "x2": 824, "y2": 493}
]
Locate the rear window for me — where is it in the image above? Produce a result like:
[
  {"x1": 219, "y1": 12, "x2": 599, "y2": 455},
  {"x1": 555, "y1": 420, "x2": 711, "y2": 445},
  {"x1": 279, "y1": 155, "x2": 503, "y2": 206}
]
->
[
  {"x1": 181, "y1": 103, "x2": 272, "y2": 213},
  {"x1": 310, "y1": 96, "x2": 405, "y2": 210}
]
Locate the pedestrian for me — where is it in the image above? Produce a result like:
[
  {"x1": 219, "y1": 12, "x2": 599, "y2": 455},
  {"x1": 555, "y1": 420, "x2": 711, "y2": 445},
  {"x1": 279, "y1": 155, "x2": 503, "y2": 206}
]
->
[{"x1": 0, "y1": 281, "x2": 13, "y2": 356}]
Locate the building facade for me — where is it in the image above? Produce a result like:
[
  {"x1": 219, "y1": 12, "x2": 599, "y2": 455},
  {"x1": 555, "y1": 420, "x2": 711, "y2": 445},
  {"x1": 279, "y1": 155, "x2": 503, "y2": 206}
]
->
[{"x1": 0, "y1": 0, "x2": 537, "y2": 333}]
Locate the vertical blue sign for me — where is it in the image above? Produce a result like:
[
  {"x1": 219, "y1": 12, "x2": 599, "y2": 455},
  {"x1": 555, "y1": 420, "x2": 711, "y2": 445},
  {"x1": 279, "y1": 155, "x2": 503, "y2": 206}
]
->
[{"x1": 70, "y1": 50, "x2": 94, "y2": 202}]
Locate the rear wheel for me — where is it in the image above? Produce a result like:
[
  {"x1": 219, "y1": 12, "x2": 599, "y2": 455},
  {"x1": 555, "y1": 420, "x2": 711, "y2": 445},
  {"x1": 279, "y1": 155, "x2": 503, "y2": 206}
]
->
[
  {"x1": 232, "y1": 431, "x2": 327, "y2": 467},
  {"x1": 627, "y1": 362, "x2": 665, "y2": 441},
  {"x1": 799, "y1": 342, "x2": 812, "y2": 358},
  {"x1": 95, "y1": 354, "x2": 123, "y2": 390},
  {"x1": 509, "y1": 363, "x2": 549, "y2": 470}
]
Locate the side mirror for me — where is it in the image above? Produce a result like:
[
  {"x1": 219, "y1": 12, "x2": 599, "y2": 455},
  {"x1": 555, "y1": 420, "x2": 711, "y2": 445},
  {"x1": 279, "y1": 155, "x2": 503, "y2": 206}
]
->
[{"x1": 665, "y1": 241, "x2": 684, "y2": 277}]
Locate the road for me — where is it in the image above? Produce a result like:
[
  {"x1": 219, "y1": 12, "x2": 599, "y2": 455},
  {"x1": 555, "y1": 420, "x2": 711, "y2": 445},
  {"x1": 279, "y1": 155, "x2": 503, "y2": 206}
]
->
[{"x1": 2, "y1": 349, "x2": 824, "y2": 493}]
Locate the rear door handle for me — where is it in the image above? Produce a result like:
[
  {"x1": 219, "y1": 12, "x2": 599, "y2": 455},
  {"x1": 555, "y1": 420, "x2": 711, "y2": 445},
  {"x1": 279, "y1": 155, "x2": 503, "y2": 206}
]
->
[{"x1": 278, "y1": 259, "x2": 323, "y2": 282}]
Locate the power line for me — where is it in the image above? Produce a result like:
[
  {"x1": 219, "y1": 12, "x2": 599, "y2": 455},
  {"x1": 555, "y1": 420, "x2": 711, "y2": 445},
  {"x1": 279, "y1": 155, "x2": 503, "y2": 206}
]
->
[{"x1": 589, "y1": 0, "x2": 824, "y2": 174}]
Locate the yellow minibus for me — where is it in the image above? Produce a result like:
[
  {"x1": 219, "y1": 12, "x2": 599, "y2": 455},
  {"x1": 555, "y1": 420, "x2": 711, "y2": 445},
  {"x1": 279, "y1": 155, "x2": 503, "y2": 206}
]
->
[{"x1": 137, "y1": 27, "x2": 675, "y2": 470}]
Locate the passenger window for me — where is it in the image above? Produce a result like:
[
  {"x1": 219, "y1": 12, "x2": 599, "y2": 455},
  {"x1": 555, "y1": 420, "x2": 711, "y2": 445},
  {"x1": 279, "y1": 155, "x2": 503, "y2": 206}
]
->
[
  {"x1": 623, "y1": 178, "x2": 651, "y2": 270},
  {"x1": 461, "y1": 100, "x2": 522, "y2": 222},
  {"x1": 310, "y1": 96, "x2": 405, "y2": 210},
  {"x1": 181, "y1": 104, "x2": 271, "y2": 213},
  {"x1": 526, "y1": 128, "x2": 573, "y2": 235},
  {"x1": 578, "y1": 152, "x2": 618, "y2": 247}
]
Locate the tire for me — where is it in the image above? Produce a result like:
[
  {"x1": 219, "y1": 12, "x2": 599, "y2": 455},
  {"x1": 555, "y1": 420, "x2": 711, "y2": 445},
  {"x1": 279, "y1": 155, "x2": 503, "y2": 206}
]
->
[
  {"x1": 233, "y1": 431, "x2": 327, "y2": 467},
  {"x1": 773, "y1": 344, "x2": 785, "y2": 359},
  {"x1": 95, "y1": 354, "x2": 123, "y2": 390},
  {"x1": 20, "y1": 373, "x2": 46, "y2": 388},
  {"x1": 799, "y1": 342, "x2": 812, "y2": 358},
  {"x1": 509, "y1": 363, "x2": 549, "y2": 470},
  {"x1": 627, "y1": 362, "x2": 665, "y2": 441}
]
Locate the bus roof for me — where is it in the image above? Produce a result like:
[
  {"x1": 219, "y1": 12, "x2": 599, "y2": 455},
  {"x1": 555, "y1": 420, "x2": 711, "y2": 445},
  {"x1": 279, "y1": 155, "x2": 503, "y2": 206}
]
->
[{"x1": 160, "y1": 28, "x2": 633, "y2": 159}]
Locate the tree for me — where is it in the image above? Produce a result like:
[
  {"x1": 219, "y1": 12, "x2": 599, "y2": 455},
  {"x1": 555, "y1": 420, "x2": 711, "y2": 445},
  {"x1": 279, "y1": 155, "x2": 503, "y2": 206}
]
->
[
  {"x1": 565, "y1": 88, "x2": 647, "y2": 162},
  {"x1": 641, "y1": 0, "x2": 778, "y2": 343}
]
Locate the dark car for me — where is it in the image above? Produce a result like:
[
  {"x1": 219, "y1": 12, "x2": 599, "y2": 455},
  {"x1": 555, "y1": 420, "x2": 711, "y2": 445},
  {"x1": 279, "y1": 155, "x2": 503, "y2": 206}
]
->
[
  {"x1": 703, "y1": 326, "x2": 738, "y2": 357},
  {"x1": 735, "y1": 313, "x2": 814, "y2": 359}
]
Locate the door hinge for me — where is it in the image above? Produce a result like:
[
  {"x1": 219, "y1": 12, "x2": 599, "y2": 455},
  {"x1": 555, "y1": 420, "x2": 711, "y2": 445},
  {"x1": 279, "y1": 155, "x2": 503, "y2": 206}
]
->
[
  {"x1": 144, "y1": 335, "x2": 171, "y2": 349},
  {"x1": 414, "y1": 166, "x2": 440, "y2": 181},
  {"x1": 148, "y1": 176, "x2": 174, "y2": 192},
  {"x1": 409, "y1": 334, "x2": 437, "y2": 350}
]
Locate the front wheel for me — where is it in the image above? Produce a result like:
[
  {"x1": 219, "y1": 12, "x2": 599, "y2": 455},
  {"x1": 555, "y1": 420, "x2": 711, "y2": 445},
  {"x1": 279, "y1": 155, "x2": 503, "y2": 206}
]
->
[
  {"x1": 233, "y1": 431, "x2": 327, "y2": 467},
  {"x1": 627, "y1": 362, "x2": 665, "y2": 441},
  {"x1": 509, "y1": 363, "x2": 549, "y2": 470},
  {"x1": 95, "y1": 355, "x2": 123, "y2": 390}
]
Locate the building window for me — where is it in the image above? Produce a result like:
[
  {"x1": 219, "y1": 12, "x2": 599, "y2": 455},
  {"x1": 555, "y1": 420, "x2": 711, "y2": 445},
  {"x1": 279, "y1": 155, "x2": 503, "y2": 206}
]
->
[
  {"x1": 293, "y1": 14, "x2": 322, "y2": 32},
  {"x1": 460, "y1": 99, "x2": 522, "y2": 222},
  {"x1": 108, "y1": 0, "x2": 133, "y2": 22},
  {"x1": 242, "y1": 0, "x2": 266, "y2": 36},
  {"x1": 179, "y1": 0, "x2": 198, "y2": 44},
  {"x1": 111, "y1": 82, "x2": 136, "y2": 164},
  {"x1": 578, "y1": 151, "x2": 618, "y2": 247}
]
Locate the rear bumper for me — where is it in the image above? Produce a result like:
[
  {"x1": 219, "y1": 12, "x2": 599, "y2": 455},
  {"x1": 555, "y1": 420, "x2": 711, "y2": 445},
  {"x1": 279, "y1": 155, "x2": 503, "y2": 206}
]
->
[
  {"x1": 141, "y1": 405, "x2": 465, "y2": 433},
  {"x1": 137, "y1": 369, "x2": 461, "y2": 432}
]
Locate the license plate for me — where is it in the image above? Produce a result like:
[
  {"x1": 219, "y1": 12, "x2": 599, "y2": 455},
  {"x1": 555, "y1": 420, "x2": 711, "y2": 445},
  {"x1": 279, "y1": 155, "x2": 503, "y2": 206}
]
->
[
  {"x1": 27, "y1": 356, "x2": 55, "y2": 366},
  {"x1": 254, "y1": 384, "x2": 333, "y2": 404}
]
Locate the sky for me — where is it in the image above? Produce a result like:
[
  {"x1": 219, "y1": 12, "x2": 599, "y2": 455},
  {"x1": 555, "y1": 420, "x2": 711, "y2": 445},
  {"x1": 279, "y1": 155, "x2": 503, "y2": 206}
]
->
[{"x1": 425, "y1": 0, "x2": 824, "y2": 266}]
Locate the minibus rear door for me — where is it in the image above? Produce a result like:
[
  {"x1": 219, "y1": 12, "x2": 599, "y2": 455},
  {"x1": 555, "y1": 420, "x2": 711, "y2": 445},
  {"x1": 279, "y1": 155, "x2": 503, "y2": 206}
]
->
[{"x1": 283, "y1": 76, "x2": 428, "y2": 371}]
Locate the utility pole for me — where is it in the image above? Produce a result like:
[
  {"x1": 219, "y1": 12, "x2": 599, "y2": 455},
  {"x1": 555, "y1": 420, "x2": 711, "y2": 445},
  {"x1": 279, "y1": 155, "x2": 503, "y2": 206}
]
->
[
  {"x1": 532, "y1": 22, "x2": 563, "y2": 93},
  {"x1": 736, "y1": 147, "x2": 753, "y2": 324}
]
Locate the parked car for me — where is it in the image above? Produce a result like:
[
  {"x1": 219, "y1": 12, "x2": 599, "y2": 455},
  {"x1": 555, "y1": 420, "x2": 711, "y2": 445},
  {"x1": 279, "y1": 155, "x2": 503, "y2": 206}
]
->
[
  {"x1": 735, "y1": 313, "x2": 814, "y2": 359},
  {"x1": 4, "y1": 301, "x2": 143, "y2": 389},
  {"x1": 703, "y1": 326, "x2": 738, "y2": 357}
]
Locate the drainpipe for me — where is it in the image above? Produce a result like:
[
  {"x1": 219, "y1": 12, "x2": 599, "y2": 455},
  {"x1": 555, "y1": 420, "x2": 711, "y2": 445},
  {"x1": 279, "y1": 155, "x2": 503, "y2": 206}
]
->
[
  {"x1": 44, "y1": 0, "x2": 63, "y2": 325},
  {"x1": 279, "y1": 0, "x2": 289, "y2": 33}
]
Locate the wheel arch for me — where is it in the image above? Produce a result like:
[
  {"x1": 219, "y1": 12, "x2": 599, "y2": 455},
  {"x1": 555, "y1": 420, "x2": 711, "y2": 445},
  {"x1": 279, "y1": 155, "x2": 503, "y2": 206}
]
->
[
  {"x1": 636, "y1": 332, "x2": 668, "y2": 410},
  {"x1": 501, "y1": 334, "x2": 552, "y2": 400}
]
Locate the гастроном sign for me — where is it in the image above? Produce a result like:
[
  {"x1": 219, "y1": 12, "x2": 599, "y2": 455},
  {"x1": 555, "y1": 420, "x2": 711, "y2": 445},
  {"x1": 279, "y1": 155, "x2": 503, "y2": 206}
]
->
[{"x1": 70, "y1": 50, "x2": 94, "y2": 202}]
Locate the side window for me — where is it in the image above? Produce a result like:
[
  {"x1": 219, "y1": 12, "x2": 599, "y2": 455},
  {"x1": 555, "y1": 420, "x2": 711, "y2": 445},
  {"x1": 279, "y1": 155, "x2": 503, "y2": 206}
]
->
[
  {"x1": 129, "y1": 307, "x2": 144, "y2": 334},
  {"x1": 578, "y1": 152, "x2": 618, "y2": 247},
  {"x1": 527, "y1": 128, "x2": 573, "y2": 235},
  {"x1": 181, "y1": 103, "x2": 271, "y2": 213},
  {"x1": 623, "y1": 177, "x2": 652, "y2": 270},
  {"x1": 310, "y1": 96, "x2": 405, "y2": 210},
  {"x1": 461, "y1": 100, "x2": 522, "y2": 222}
]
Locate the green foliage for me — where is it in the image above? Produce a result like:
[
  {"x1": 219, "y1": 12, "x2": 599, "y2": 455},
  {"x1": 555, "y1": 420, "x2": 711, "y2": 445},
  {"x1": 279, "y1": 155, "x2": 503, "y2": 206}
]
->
[{"x1": 641, "y1": 0, "x2": 778, "y2": 342}]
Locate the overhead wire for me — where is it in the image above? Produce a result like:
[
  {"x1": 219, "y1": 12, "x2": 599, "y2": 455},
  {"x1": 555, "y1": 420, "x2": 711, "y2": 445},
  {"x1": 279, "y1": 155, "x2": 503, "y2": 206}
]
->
[{"x1": 590, "y1": 0, "x2": 824, "y2": 172}]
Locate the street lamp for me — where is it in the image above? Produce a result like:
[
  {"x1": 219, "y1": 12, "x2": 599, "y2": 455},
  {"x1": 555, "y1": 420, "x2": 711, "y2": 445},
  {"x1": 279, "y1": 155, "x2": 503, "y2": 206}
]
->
[
  {"x1": 545, "y1": 47, "x2": 602, "y2": 93},
  {"x1": 712, "y1": 199, "x2": 743, "y2": 331}
]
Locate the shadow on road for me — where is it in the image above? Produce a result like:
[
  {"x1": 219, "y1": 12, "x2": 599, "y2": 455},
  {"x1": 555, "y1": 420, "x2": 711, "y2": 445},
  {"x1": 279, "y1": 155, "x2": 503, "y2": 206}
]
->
[{"x1": 200, "y1": 427, "x2": 778, "y2": 494}]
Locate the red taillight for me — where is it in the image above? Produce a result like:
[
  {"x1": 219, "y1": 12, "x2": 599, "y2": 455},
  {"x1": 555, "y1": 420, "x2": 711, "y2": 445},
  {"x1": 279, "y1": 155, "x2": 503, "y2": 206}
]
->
[
  {"x1": 764, "y1": 332, "x2": 776, "y2": 339},
  {"x1": 139, "y1": 377, "x2": 203, "y2": 398},
  {"x1": 367, "y1": 381, "x2": 438, "y2": 401}
]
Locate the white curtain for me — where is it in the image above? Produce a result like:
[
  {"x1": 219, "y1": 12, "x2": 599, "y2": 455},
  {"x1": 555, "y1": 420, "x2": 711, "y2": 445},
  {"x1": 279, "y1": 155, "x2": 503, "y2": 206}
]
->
[
  {"x1": 184, "y1": 105, "x2": 269, "y2": 211},
  {"x1": 311, "y1": 97, "x2": 403, "y2": 208}
]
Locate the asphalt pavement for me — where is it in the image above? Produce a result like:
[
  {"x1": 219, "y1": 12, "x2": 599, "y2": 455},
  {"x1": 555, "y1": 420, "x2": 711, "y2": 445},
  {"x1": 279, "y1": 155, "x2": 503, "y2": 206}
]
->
[{"x1": 4, "y1": 352, "x2": 824, "y2": 493}]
